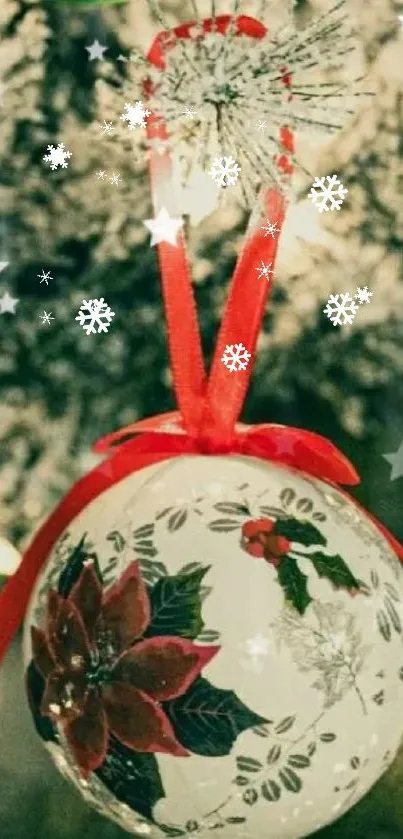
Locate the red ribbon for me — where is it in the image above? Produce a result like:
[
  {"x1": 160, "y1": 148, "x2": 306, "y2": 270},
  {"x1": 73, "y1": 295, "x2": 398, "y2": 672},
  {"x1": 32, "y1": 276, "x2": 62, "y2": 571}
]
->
[{"x1": 0, "y1": 14, "x2": 401, "y2": 663}]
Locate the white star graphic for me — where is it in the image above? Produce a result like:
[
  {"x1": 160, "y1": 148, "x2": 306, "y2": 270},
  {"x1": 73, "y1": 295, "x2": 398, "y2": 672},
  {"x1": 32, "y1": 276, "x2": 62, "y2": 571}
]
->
[
  {"x1": 0, "y1": 290, "x2": 19, "y2": 314},
  {"x1": 383, "y1": 440, "x2": 403, "y2": 481},
  {"x1": 143, "y1": 207, "x2": 183, "y2": 247},
  {"x1": 85, "y1": 40, "x2": 108, "y2": 61}
]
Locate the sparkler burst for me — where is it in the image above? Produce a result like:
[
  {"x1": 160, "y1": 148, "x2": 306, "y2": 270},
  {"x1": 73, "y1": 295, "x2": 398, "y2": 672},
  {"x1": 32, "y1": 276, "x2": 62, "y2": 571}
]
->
[{"x1": 111, "y1": 0, "x2": 371, "y2": 211}]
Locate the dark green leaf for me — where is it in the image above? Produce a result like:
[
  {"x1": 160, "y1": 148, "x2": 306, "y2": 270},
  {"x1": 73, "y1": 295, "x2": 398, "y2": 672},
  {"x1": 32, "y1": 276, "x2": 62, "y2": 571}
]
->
[
  {"x1": 136, "y1": 546, "x2": 158, "y2": 558},
  {"x1": 307, "y1": 741, "x2": 317, "y2": 756},
  {"x1": 208, "y1": 519, "x2": 240, "y2": 532},
  {"x1": 288, "y1": 754, "x2": 310, "y2": 769},
  {"x1": 267, "y1": 745, "x2": 282, "y2": 764},
  {"x1": 145, "y1": 567, "x2": 210, "y2": 639},
  {"x1": 236, "y1": 756, "x2": 263, "y2": 772},
  {"x1": 261, "y1": 780, "x2": 282, "y2": 802},
  {"x1": 58, "y1": 535, "x2": 102, "y2": 597},
  {"x1": 197, "y1": 629, "x2": 221, "y2": 642},
  {"x1": 26, "y1": 661, "x2": 58, "y2": 744},
  {"x1": 243, "y1": 789, "x2": 258, "y2": 806},
  {"x1": 350, "y1": 756, "x2": 360, "y2": 769},
  {"x1": 309, "y1": 550, "x2": 360, "y2": 592},
  {"x1": 96, "y1": 736, "x2": 165, "y2": 822},
  {"x1": 319, "y1": 732, "x2": 336, "y2": 742},
  {"x1": 164, "y1": 677, "x2": 268, "y2": 757},
  {"x1": 384, "y1": 596, "x2": 402, "y2": 633},
  {"x1": 180, "y1": 562, "x2": 204, "y2": 574},
  {"x1": 384, "y1": 582, "x2": 400, "y2": 602},
  {"x1": 133, "y1": 523, "x2": 154, "y2": 539},
  {"x1": 252, "y1": 724, "x2": 271, "y2": 737},
  {"x1": 280, "y1": 488, "x2": 296, "y2": 508},
  {"x1": 168, "y1": 509, "x2": 188, "y2": 532},
  {"x1": 372, "y1": 690, "x2": 385, "y2": 705},
  {"x1": 156, "y1": 507, "x2": 173, "y2": 520},
  {"x1": 296, "y1": 498, "x2": 313, "y2": 514},
  {"x1": 277, "y1": 557, "x2": 312, "y2": 615},
  {"x1": 106, "y1": 530, "x2": 125, "y2": 552},
  {"x1": 279, "y1": 767, "x2": 302, "y2": 793},
  {"x1": 234, "y1": 776, "x2": 249, "y2": 786},
  {"x1": 159, "y1": 826, "x2": 187, "y2": 837},
  {"x1": 370, "y1": 569, "x2": 380, "y2": 588},
  {"x1": 312, "y1": 512, "x2": 326, "y2": 522},
  {"x1": 275, "y1": 715, "x2": 296, "y2": 734},
  {"x1": 226, "y1": 817, "x2": 247, "y2": 824},
  {"x1": 377, "y1": 610, "x2": 391, "y2": 641},
  {"x1": 259, "y1": 506, "x2": 287, "y2": 517},
  {"x1": 214, "y1": 502, "x2": 250, "y2": 515},
  {"x1": 275, "y1": 517, "x2": 326, "y2": 547}
]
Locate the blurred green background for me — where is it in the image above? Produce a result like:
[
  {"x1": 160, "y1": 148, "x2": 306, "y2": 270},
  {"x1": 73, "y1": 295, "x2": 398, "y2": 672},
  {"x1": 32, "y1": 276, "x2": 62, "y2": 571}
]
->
[{"x1": 0, "y1": 0, "x2": 403, "y2": 837}]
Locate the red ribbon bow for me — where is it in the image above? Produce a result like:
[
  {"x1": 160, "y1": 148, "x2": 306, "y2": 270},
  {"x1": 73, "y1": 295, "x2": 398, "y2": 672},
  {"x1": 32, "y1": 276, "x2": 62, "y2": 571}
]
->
[{"x1": 0, "y1": 14, "x2": 401, "y2": 663}]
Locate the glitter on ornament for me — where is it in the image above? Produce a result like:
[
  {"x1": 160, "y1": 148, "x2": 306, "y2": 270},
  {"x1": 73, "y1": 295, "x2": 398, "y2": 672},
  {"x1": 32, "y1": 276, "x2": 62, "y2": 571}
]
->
[{"x1": 117, "y1": 0, "x2": 371, "y2": 208}]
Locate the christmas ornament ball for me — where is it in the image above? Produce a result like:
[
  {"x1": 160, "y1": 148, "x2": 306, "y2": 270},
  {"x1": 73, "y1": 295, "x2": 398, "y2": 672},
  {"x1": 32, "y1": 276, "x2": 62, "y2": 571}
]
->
[{"x1": 24, "y1": 455, "x2": 403, "y2": 839}]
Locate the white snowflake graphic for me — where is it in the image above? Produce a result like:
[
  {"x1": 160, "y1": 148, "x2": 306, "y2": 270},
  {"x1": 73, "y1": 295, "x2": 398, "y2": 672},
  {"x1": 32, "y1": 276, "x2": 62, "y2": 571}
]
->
[
  {"x1": 96, "y1": 170, "x2": 106, "y2": 180},
  {"x1": 37, "y1": 270, "x2": 52, "y2": 285},
  {"x1": 256, "y1": 119, "x2": 266, "y2": 132},
  {"x1": 109, "y1": 172, "x2": 122, "y2": 186},
  {"x1": 221, "y1": 342, "x2": 251, "y2": 372},
  {"x1": 209, "y1": 156, "x2": 241, "y2": 188},
  {"x1": 261, "y1": 218, "x2": 280, "y2": 239},
  {"x1": 40, "y1": 310, "x2": 54, "y2": 325},
  {"x1": 100, "y1": 121, "x2": 114, "y2": 136},
  {"x1": 183, "y1": 106, "x2": 196, "y2": 119},
  {"x1": 309, "y1": 175, "x2": 348, "y2": 213},
  {"x1": 75, "y1": 298, "x2": 115, "y2": 335},
  {"x1": 120, "y1": 101, "x2": 151, "y2": 130},
  {"x1": 239, "y1": 633, "x2": 271, "y2": 674},
  {"x1": 355, "y1": 286, "x2": 373, "y2": 304},
  {"x1": 323, "y1": 293, "x2": 359, "y2": 326},
  {"x1": 255, "y1": 260, "x2": 274, "y2": 281},
  {"x1": 43, "y1": 143, "x2": 72, "y2": 171}
]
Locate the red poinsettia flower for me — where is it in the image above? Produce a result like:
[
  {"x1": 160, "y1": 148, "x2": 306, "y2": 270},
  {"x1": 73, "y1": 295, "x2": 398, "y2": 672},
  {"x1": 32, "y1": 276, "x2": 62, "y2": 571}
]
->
[
  {"x1": 31, "y1": 562, "x2": 219, "y2": 777},
  {"x1": 241, "y1": 518, "x2": 290, "y2": 568}
]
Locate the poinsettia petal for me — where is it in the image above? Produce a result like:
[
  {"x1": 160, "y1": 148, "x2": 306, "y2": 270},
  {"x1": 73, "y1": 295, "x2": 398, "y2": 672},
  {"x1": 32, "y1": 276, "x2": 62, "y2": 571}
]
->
[
  {"x1": 41, "y1": 668, "x2": 88, "y2": 721},
  {"x1": 48, "y1": 598, "x2": 91, "y2": 668},
  {"x1": 103, "y1": 682, "x2": 188, "y2": 756},
  {"x1": 31, "y1": 626, "x2": 55, "y2": 679},
  {"x1": 112, "y1": 637, "x2": 219, "y2": 701},
  {"x1": 64, "y1": 687, "x2": 108, "y2": 777},
  {"x1": 100, "y1": 562, "x2": 150, "y2": 654},
  {"x1": 69, "y1": 563, "x2": 103, "y2": 644}
]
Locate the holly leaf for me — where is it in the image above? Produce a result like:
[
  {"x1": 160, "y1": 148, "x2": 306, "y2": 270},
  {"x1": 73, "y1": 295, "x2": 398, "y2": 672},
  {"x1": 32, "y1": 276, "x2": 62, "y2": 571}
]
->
[
  {"x1": 309, "y1": 550, "x2": 360, "y2": 592},
  {"x1": 163, "y1": 677, "x2": 268, "y2": 757},
  {"x1": 274, "y1": 517, "x2": 326, "y2": 547},
  {"x1": 25, "y1": 661, "x2": 58, "y2": 744},
  {"x1": 277, "y1": 557, "x2": 312, "y2": 614},
  {"x1": 58, "y1": 535, "x2": 102, "y2": 597},
  {"x1": 96, "y1": 737, "x2": 165, "y2": 822},
  {"x1": 144, "y1": 567, "x2": 210, "y2": 639}
]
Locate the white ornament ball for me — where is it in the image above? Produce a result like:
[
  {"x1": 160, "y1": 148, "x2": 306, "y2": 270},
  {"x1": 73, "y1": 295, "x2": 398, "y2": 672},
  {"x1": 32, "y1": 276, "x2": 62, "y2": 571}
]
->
[{"x1": 24, "y1": 456, "x2": 403, "y2": 839}]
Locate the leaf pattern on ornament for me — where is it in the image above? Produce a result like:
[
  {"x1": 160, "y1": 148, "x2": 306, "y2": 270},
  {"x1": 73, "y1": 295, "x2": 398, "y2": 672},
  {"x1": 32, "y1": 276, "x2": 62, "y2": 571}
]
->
[
  {"x1": 272, "y1": 602, "x2": 371, "y2": 711},
  {"x1": 95, "y1": 736, "x2": 165, "y2": 823},
  {"x1": 144, "y1": 566, "x2": 210, "y2": 640}
]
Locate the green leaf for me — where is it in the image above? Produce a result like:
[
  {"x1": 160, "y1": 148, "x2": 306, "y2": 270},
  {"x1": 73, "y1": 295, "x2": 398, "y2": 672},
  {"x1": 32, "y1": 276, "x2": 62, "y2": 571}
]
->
[
  {"x1": 236, "y1": 756, "x2": 263, "y2": 773},
  {"x1": 277, "y1": 557, "x2": 312, "y2": 615},
  {"x1": 234, "y1": 776, "x2": 249, "y2": 786},
  {"x1": 96, "y1": 736, "x2": 165, "y2": 822},
  {"x1": 145, "y1": 567, "x2": 210, "y2": 639},
  {"x1": 261, "y1": 780, "x2": 282, "y2": 802},
  {"x1": 274, "y1": 715, "x2": 296, "y2": 734},
  {"x1": 58, "y1": 535, "x2": 102, "y2": 597},
  {"x1": 133, "y1": 523, "x2": 154, "y2": 539},
  {"x1": 26, "y1": 661, "x2": 58, "y2": 744},
  {"x1": 279, "y1": 767, "x2": 302, "y2": 793},
  {"x1": 377, "y1": 610, "x2": 391, "y2": 641},
  {"x1": 267, "y1": 745, "x2": 282, "y2": 764},
  {"x1": 197, "y1": 629, "x2": 221, "y2": 642},
  {"x1": 208, "y1": 518, "x2": 240, "y2": 532},
  {"x1": 167, "y1": 509, "x2": 188, "y2": 532},
  {"x1": 288, "y1": 754, "x2": 310, "y2": 769},
  {"x1": 384, "y1": 596, "x2": 402, "y2": 633},
  {"x1": 164, "y1": 677, "x2": 268, "y2": 757},
  {"x1": 274, "y1": 517, "x2": 326, "y2": 547},
  {"x1": 308, "y1": 550, "x2": 361, "y2": 592},
  {"x1": 106, "y1": 530, "x2": 126, "y2": 552},
  {"x1": 226, "y1": 817, "x2": 247, "y2": 824},
  {"x1": 319, "y1": 732, "x2": 336, "y2": 742},
  {"x1": 214, "y1": 502, "x2": 250, "y2": 515}
]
